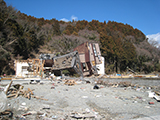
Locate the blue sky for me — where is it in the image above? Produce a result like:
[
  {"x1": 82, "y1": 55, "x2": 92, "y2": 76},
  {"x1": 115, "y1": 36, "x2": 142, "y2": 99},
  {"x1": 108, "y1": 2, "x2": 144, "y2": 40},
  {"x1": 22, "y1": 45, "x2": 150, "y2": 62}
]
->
[{"x1": 5, "y1": 0, "x2": 160, "y2": 42}]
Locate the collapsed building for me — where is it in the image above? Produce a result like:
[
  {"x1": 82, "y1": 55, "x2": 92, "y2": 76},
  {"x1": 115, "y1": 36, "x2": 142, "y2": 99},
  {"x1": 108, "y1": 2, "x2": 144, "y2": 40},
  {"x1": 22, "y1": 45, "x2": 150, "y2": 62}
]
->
[
  {"x1": 14, "y1": 42, "x2": 105, "y2": 78},
  {"x1": 74, "y1": 42, "x2": 104, "y2": 76},
  {"x1": 42, "y1": 51, "x2": 83, "y2": 78}
]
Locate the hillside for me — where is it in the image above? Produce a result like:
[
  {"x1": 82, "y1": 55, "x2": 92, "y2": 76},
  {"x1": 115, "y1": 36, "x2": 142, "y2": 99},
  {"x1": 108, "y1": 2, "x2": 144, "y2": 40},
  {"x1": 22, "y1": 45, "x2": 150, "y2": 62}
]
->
[{"x1": 0, "y1": 0, "x2": 160, "y2": 75}]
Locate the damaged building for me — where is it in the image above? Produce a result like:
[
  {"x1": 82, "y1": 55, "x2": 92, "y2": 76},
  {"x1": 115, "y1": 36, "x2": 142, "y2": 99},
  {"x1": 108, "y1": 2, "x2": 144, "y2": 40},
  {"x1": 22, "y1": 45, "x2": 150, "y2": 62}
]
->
[
  {"x1": 14, "y1": 42, "x2": 105, "y2": 78},
  {"x1": 74, "y1": 42, "x2": 105, "y2": 76}
]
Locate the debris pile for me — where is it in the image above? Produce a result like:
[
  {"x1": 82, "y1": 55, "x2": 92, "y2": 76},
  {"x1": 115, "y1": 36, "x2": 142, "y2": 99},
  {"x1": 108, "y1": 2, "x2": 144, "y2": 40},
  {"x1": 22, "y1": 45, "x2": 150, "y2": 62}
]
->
[
  {"x1": 64, "y1": 79, "x2": 77, "y2": 86},
  {"x1": 0, "y1": 110, "x2": 13, "y2": 119},
  {"x1": 5, "y1": 80, "x2": 48, "y2": 101}
]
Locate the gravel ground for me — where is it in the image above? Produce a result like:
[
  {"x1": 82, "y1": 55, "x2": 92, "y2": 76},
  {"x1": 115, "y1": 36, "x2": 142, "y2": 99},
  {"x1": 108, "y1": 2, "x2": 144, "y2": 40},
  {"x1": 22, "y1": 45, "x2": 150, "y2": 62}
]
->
[{"x1": 0, "y1": 77, "x2": 160, "y2": 120}]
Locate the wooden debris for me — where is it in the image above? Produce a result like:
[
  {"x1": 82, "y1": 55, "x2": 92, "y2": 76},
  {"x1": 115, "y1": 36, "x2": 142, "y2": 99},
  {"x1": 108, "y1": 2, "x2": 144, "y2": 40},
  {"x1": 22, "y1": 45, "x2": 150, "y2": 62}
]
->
[
  {"x1": 7, "y1": 94, "x2": 17, "y2": 98},
  {"x1": 112, "y1": 83, "x2": 119, "y2": 88},
  {"x1": 28, "y1": 88, "x2": 34, "y2": 95},
  {"x1": 64, "y1": 80, "x2": 77, "y2": 86},
  {"x1": 6, "y1": 85, "x2": 32, "y2": 100},
  {"x1": 22, "y1": 112, "x2": 32, "y2": 116},
  {"x1": 5, "y1": 83, "x2": 46, "y2": 101},
  {"x1": 0, "y1": 109, "x2": 13, "y2": 119},
  {"x1": 5, "y1": 80, "x2": 13, "y2": 95},
  {"x1": 31, "y1": 96, "x2": 48, "y2": 101},
  {"x1": 14, "y1": 85, "x2": 23, "y2": 98},
  {"x1": 154, "y1": 91, "x2": 160, "y2": 96}
]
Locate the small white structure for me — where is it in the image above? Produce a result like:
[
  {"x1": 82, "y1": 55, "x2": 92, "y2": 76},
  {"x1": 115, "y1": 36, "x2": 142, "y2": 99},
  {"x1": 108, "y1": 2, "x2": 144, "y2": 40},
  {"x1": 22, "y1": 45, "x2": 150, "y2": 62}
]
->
[
  {"x1": 14, "y1": 60, "x2": 29, "y2": 77},
  {"x1": 96, "y1": 56, "x2": 105, "y2": 75}
]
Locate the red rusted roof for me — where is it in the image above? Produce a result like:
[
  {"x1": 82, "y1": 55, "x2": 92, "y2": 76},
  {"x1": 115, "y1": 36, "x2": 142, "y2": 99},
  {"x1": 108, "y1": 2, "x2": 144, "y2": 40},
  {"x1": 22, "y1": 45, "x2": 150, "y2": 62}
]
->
[{"x1": 74, "y1": 42, "x2": 90, "y2": 62}]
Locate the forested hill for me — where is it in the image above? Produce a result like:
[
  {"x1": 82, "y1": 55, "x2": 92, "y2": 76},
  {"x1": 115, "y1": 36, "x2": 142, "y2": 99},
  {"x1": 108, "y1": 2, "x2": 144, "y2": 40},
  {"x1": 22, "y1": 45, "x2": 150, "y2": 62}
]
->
[{"x1": 0, "y1": 0, "x2": 160, "y2": 75}]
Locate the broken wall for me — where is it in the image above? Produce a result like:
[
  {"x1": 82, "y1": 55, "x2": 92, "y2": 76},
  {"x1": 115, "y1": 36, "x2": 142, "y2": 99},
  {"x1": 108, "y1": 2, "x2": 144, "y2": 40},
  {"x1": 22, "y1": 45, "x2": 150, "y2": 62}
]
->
[{"x1": 14, "y1": 60, "x2": 29, "y2": 77}]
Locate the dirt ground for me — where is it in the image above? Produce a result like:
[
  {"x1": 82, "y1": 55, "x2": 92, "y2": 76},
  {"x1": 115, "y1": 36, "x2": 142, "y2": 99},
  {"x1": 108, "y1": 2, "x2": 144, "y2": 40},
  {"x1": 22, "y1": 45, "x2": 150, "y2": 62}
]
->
[{"x1": 0, "y1": 77, "x2": 160, "y2": 120}]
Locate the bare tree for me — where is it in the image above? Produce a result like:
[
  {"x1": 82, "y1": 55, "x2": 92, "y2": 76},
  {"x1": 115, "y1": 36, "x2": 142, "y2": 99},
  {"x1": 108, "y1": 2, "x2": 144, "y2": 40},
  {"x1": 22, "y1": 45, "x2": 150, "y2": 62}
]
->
[
  {"x1": 48, "y1": 34, "x2": 88, "y2": 54},
  {"x1": 148, "y1": 38, "x2": 159, "y2": 47},
  {"x1": 3, "y1": 5, "x2": 17, "y2": 25}
]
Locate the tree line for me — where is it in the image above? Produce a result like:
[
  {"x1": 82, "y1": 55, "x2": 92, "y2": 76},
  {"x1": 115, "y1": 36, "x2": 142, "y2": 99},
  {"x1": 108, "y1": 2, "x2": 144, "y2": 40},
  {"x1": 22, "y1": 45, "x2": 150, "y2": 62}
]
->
[{"x1": 0, "y1": 0, "x2": 160, "y2": 75}]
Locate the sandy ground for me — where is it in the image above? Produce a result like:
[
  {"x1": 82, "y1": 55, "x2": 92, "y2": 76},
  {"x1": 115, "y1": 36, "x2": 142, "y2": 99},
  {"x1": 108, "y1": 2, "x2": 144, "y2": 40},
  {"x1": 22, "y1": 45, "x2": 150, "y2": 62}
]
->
[{"x1": 0, "y1": 77, "x2": 160, "y2": 120}]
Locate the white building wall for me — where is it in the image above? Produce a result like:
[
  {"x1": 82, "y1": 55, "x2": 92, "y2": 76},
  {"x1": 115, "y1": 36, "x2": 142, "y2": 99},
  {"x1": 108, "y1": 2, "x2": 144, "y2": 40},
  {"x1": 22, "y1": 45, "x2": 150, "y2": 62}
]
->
[
  {"x1": 96, "y1": 56, "x2": 105, "y2": 75},
  {"x1": 16, "y1": 62, "x2": 29, "y2": 77}
]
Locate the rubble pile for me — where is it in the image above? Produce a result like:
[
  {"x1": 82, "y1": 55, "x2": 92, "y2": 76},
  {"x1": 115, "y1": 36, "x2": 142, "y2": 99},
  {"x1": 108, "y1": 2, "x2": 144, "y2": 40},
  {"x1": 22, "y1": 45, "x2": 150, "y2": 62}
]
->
[
  {"x1": 5, "y1": 80, "x2": 48, "y2": 101},
  {"x1": 0, "y1": 110, "x2": 13, "y2": 120}
]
